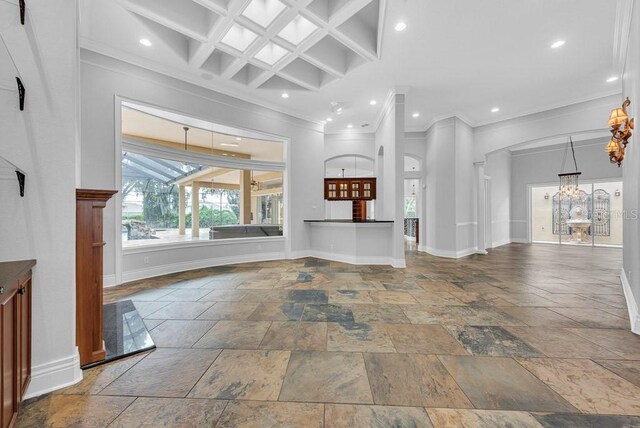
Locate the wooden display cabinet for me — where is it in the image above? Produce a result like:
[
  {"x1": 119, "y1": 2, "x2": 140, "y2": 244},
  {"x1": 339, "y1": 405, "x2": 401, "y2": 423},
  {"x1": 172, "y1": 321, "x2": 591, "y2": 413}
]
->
[{"x1": 324, "y1": 178, "x2": 376, "y2": 201}]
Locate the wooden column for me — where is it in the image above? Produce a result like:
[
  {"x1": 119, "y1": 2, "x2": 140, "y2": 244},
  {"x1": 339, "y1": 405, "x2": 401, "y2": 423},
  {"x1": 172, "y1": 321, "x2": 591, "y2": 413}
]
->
[
  {"x1": 240, "y1": 170, "x2": 252, "y2": 224},
  {"x1": 178, "y1": 185, "x2": 186, "y2": 235},
  {"x1": 191, "y1": 183, "x2": 200, "y2": 238},
  {"x1": 76, "y1": 189, "x2": 117, "y2": 367}
]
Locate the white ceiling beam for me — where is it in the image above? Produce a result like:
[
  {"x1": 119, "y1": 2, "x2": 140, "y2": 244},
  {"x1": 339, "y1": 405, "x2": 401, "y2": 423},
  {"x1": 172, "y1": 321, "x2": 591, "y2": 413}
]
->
[{"x1": 116, "y1": 0, "x2": 209, "y2": 43}]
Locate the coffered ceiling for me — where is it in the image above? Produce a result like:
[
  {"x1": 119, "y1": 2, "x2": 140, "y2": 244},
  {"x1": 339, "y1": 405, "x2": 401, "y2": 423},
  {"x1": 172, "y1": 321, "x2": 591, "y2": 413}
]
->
[{"x1": 79, "y1": 0, "x2": 625, "y2": 132}]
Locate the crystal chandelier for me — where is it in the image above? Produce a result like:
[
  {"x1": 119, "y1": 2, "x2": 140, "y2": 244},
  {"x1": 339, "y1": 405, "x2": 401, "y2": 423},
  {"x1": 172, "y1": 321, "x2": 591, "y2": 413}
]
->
[{"x1": 558, "y1": 136, "x2": 581, "y2": 199}]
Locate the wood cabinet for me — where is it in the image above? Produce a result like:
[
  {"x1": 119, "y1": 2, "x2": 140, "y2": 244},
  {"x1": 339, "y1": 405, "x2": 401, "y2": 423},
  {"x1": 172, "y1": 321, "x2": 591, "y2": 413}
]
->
[
  {"x1": 324, "y1": 178, "x2": 376, "y2": 201},
  {"x1": 76, "y1": 189, "x2": 117, "y2": 368},
  {"x1": 0, "y1": 260, "x2": 34, "y2": 428}
]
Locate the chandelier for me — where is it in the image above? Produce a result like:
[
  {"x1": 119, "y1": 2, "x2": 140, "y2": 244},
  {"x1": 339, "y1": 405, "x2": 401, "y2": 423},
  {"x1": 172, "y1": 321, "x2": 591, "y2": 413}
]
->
[
  {"x1": 559, "y1": 136, "x2": 581, "y2": 199},
  {"x1": 606, "y1": 97, "x2": 634, "y2": 167}
]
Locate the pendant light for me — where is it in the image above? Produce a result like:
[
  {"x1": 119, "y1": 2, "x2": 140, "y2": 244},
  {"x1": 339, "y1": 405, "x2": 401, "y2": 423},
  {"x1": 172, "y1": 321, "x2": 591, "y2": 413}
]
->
[{"x1": 558, "y1": 136, "x2": 581, "y2": 199}]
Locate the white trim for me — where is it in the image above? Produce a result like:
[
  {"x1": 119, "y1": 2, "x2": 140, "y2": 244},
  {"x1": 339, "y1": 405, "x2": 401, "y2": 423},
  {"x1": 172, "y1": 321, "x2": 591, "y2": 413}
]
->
[
  {"x1": 491, "y1": 238, "x2": 512, "y2": 248},
  {"x1": 510, "y1": 238, "x2": 529, "y2": 244},
  {"x1": 122, "y1": 251, "x2": 286, "y2": 283},
  {"x1": 288, "y1": 250, "x2": 398, "y2": 267},
  {"x1": 24, "y1": 350, "x2": 83, "y2": 399},
  {"x1": 614, "y1": 0, "x2": 634, "y2": 73},
  {"x1": 424, "y1": 246, "x2": 477, "y2": 259},
  {"x1": 103, "y1": 274, "x2": 117, "y2": 287},
  {"x1": 620, "y1": 268, "x2": 640, "y2": 335},
  {"x1": 123, "y1": 236, "x2": 285, "y2": 255}
]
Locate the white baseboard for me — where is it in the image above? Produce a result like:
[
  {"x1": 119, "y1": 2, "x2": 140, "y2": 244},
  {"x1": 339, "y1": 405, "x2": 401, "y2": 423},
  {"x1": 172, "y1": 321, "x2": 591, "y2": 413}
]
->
[
  {"x1": 288, "y1": 250, "x2": 314, "y2": 260},
  {"x1": 25, "y1": 349, "x2": 83, "y2": 399},
  {"x1": 424, "y1": 246, "x2": 476, "y2": 259},
  {"x1": 392, "y1": 258, "x2": 407, "y2": 268},
  {"x1": 417, "y1": 244, "x2": 427, "y2": 252},
  {"x1": 103, "y1": 274, "x2": 117, "y2": 288},
  {"x1": 491, "y1": 238, "x2": 512, "y2": 249},
  {"x1": 289, "y1": 249, "x2": 396, "y2": 267},
  {"x1": 122, "y1": 252, "x2": 286, "y2": 283},
  {"x1": 620, "y1": 268, "x2": 640, "y2": 335},
  {"x1": 510, "y1": 238, "x2": 529, "y2": 244}
]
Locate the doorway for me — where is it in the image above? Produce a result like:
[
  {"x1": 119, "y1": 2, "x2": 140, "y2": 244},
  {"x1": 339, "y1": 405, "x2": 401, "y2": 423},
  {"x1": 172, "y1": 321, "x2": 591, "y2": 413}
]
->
[
  {"x1": 404, "y1": 178, "x2": 420, "y2": 251},
  {"x1": 530, "y1": 180, "x2": 623, "y2": 247}
]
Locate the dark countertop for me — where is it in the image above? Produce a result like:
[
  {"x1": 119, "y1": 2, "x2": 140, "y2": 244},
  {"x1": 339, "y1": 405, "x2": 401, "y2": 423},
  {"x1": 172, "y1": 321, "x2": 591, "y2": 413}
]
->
[
  {"x1": 0, "y1": 259, "x2": 36, "y2": 290},
  {"x1": 304, "y1": 219, "x2": 394, "y2": 223}
]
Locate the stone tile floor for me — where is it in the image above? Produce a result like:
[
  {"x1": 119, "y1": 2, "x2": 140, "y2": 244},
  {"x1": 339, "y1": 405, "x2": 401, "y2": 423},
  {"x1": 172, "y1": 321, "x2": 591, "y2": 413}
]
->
[{"x1": 18, "y1": 244, "x2": 640, "y2": 427}]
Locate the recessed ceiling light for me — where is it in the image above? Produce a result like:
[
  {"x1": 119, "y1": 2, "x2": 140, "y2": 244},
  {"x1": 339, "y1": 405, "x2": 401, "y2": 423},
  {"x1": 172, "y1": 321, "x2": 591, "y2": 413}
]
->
[
  {"x1": 221, "y1": 142, "x2": 240, "y2": 147},
  {"x1": 236, "y1": 137, "x2": 242, "y2": 141},
  {"x1": 139, "y1": 38, "x2": 152, "y2": 47},
  {"x1": 606, "y1": 76, "x2": 619, "y2": 83},
  {"x1": 326, "y1": 117, "x2": 333, "y2": 122},
  {"x1": 550, "y1": 40, "x2": 565, "y2": 49},
  {"x1": 347, "y1": 124, "x2": 353, "y2": 128},
  {"x1": 491, "y1": 107, "x2": 500, "y2": 113},
  {"x1": 395, "y1": 22, "x2": 407, "y2": 32},
  {"x1": 370, "y1": 100, "x2": 377, "y2": 106},
  {"x1": 281, "y1": 92, "x2": 289, "y2": 99},
  {"x1": 412, "y1": 112, "x2": 420, "y2": 118}
]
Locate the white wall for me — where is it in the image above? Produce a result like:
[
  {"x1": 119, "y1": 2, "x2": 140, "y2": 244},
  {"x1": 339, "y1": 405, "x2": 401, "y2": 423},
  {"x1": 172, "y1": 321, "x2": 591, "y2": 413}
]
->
[
  {"x1": 79, "y1": 50, "x2": 325, "y2": 282},
  {"x1": 454, "y1": 118, "x2": 476, "y2": 254},
  {"x1": 509, "y1": 139, "x2": 622, "y2": 242},
  {"x1": 424, "y1": 118, "x2": 457, "y2": 255},
  {"x1": 622, "y1": 0, "x2": 640, "y2": 333},
  {"x1": 0, "y1": 0, "x2": 82, "y2": 396},
  {"x1": 485, "y1": 150, "x2": 511, "y2": 247}
]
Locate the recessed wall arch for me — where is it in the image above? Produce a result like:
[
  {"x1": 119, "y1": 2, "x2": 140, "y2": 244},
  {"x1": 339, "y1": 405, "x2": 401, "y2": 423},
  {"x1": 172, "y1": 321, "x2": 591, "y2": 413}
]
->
[{"x1": 325, "y1": 154, "x2": 375, "y2": 178}]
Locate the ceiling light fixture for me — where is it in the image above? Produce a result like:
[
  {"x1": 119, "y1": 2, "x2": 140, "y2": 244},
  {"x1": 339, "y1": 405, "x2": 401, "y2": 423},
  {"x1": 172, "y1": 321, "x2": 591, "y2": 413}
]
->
[
  {"x1": 221, "y1": 142, "x2": 240, "y2": 147},
  {"x1": 139, "y1": 38, "x2": 152, "y2": 47},
  {"x1": 236, "y1": 137, "x2": 242, "y2": 141},
  {"x1": 412, "y1": 112, "x2": 420, "y2": 118},
  {"x1": 395, "y1": 22, "x2": 407, "y2": 32},
  {"x1": 326, "y1": 117, "x2": 333, "y2": 122},
  {"x1": 281, "y1": 92, "x2": 289, "y2": 99},
  {"x1": 606, "y1": 76, "x2": 619, "y2": 83},
  {"x1": 331, "y1": 101, "x2": 344, "y2": 115},
  {"x1": 347, "y1": 124, "x2": 353, "y2": 129},
  {"x1": 550, "y1": 40, "x2": 565, "y2": 49},
  {"x1": 369, "y1": 100, "x2": 377, "y2": 106},
  {"x1": 491, "y1": 107, "x2": 500, "y2": 113}
]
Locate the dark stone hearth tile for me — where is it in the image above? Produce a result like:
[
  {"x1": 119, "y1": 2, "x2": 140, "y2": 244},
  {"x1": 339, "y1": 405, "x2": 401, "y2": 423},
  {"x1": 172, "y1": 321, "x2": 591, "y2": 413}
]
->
[
  {"x1": 17, "y1": 395, "x2": 135, "y2": 428},
  {"x1": 438, "y1": 356, "x2": 576, "y2": 412},
  {"x1": 326, "y1": 404, "x2": 433, "y2": 428},
  {"x1": 217, "y1": 400, "x2": 324, "y2": 427},
  {"x1": 427, "y1": 409, "x2": 543, "y2": 428},
  {"x1": 279, "y1": 351, "x2": 373, "y2": 404},
  {"x1": 533, "y1": 413, "x2": 640, "y2": 428},
  {"x1": 100, "y1": 348, "x2": 221, "y2": 398},
  {"x1": 302, "y1": 304, "x2": 354, "y2": 323},
  {"x1": 110, "y1": 398, "x2": 227, "y2": 427},
  {"x1": 288, "y1": 289, "x2": 328, "y2": 303},
  {"x1": 447, "y1": 326, "x2": 544, "y2": 357},
  {"x1": 189, "y1": 350, "x2": 290, "y2": 400},
  {"x1": 247, "y1": 302, "x2": 305, "y2": 321},
  {"x1": 364, "y1": 353, "x2": 472, "y2": 408}
]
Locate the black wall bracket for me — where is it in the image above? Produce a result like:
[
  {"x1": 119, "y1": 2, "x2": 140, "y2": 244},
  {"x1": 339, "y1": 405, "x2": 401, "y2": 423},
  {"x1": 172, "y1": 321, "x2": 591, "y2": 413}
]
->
[
  {"x1": 16, "y1": 170, "x2": 25, "y2": 197},
  {"x1": 19, "y1": 0, "x2": 25, "y2": 25},
  {"x1": 16, "y1": 77, "x2": 25, "y2": 111}
]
